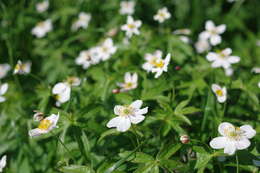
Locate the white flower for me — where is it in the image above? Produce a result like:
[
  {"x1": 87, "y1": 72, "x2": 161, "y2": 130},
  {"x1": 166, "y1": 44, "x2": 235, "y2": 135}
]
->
[
  {"x1": 153, "y1": 7, "x2": 171, "y2": 23},
  {"x1": 0, "y1": 83, "x2": 8, "y2": 103},
  {"x1": 120, "y1": 1, "x2": 135, "y2": 15},
  {"x1": 206, "y1": 48, "x2": 240, "y2": 69},
  {"x1": 142, "y1": 50, "x2": 163, "y2": 72},
  {"x1": 199, "y1": 20, "x2": 226, "y2": 46},
  {"x1": 195, "y1": 39, "x2": 211, "y2": 53},
  {"x1": 252, "y1": 67, "x2": 260, "y2": 74},
  {"x1": 151, "y1": 53, "x2": 171, "y2": 78},
  {"x1": 13, "y1": 60, "x2": 31, "y2": 75},
  {"x1": 29, "y1": 113, "x2": 59, "y2": 137},
  {"x1": 97, "y1": 38, "x2": 117, "y2": 61},
  {"x1": 36, "y1": 0, "x2": 49, "y2": 13},
  {"x1": 212, "y1": 84, "x2": 227, "y2": 103},
  {"x1": 107, "y1": 100, "x2": 148, "y2": 132},
  {"x1": 71, "y1": 12, "x2": 91, "y2": 31},
  {"x1": 210, "y1": 122, "x2": 256, "y2": 155},
  {"x1": 31, "y1": 19, "x2": 52, "y2": 38},
  {"x1": 75, "y1": 48, "x2": 101, "y2": 69},
  {"x1": 256, "y1": 40, "x2": 260, "y2": 47},
  {"x1": 52, "y1": 82, "x2": 71, "y2": 107},
  {"x1": 117, "y1": 72, "x2": 138, "y2": 92},
  {"x1": 121, "y1": 16, "x2": 142, "y2": 38},
  {"x1": 258, "y1": 82, "x2": 260, "y2": 88},
  {"x1": 173, "y1": 29, "x2": 191, "y2": 35},
  {"x1": 179, "y1": 36, "x2": 190, "y2": 43},
  {"x1": 66, "y1": 76, "x2": 81, "y2": 87},
  {"x1": 0, "y1": 155, "x2": 6, "y2": 172},
  {"x1": 0, "y1": 64, "x2": 10, "y2": 79}
]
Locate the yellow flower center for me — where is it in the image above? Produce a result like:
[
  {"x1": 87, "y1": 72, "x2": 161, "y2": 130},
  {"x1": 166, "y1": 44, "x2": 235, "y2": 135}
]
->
[
  {"x1": 128, "y1": 24, "x2": 135, "y2": 29},
  {"x1": 216, "y1": 89, "x2": 223, "y2": 96},
  {"x1": 37, "y1": 22, "x2": 45, "y2": 27},
  {"x1": 154, "y1": 60, "x2": 164, "y2": 68},
  {"x1": 159, "y1": 12, "x2": 166, "y2": 18},
  {"x1": 225, "y1": 127, "x2": 244, "y2": 140},
  {"x1": 38, "y1": 119, "x2": 52, "y2": 130},
  {"x1": 54, "y1": 94, "x2": 60, "y2": 100},
  {"x1": 125, "y1": 82, "x2": 133, "y2": 88},
  {"x1": 119, "y1": 106, "x2": 134, "y2": 117}
]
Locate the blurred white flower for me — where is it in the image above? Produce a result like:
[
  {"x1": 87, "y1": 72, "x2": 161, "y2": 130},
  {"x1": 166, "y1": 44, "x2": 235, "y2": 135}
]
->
[
  {"x1": 212, "y1": 84, "x2": 227, "y2": 103},
  {"x1": 210, "y1": 122, "x2": 256, "y2": 155},
  {"x1": 31, "y1": 19, "x2": 52, "y2": 38},
  {"x1": 52, "y1": 82, "x2": 71, "y2": 107},
  {"x1": 0, "y1": 64, "x2": 10, "y2": 79},
  {"x1": 256, "y1": 40, "x2": 260, "y2": 46},
  {"x1": 120, "y1": 1, "x2": 135, "y2": 15},
  {"x1": 179, "y1": 36, "x2": 190, "y2": 43},
  {"x1": 75, "y1": 48, "x2": 101, "y2": 69},
  {"x1": 0, "y1": 155, "x2": 6, "y2": 172},
  {"x1": 142, "y1": 50, "x2": 163, "y2": 72},
  {"x1": 258, "y1": 82, "x2": 260, "y2": 88},
  {"x1": 206, "y1": 48, "x2": 240, "y2": 69},
  {"x1": 29, "y1": 113, "x2": 59, "y2": 137},
  {"x1": 199, "y1": 20, "x2": 226, "y2": 46},
  {"x1": 13, "y1": 60, "x2": 31, "y2": 75},
  {"x1": 121, "y1": 16, "x2": 142, "y2": 38},
  {"x1": 0, "y1": 83, "x2": 8, "y2": 103},
  {"x1": 66, "y1": 76, "x2": 81, "y2": 87},
  {"x1": 107, "y1": 100, "x2": 148, "y2": 132},
  {"x1": 36, "y1": 0, "x2": 49, "y2": 13},
  {"x1": 195, "y1": 39, "x2": 211, "y2": 53},
  {"x1": 227, "y1": 0, "x2": 237, "y2": 3},
  {"x1": 153, "y1": 7, "x2": 171, "y2": 23},
  {"x1": 252, "y1": 67, "x2": 260, "y2": 74},
  {"x1": 97, "y1": 38, "x2": 117, "y2": 61},
  {"x1": 173, "y1": 28, "x2": 191, "y2": 35},
  {"x1": 71, "y1": 12, "x2": 91, "y2": 31},
  {"x1": 117, "y1": 72, "x2": 138, "y2": 92}
]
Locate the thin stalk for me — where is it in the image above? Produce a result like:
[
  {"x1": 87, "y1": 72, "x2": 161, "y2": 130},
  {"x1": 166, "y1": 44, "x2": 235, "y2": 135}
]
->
[{"x1": 236, "y1": 153, "x2": 239, "y2": 173}]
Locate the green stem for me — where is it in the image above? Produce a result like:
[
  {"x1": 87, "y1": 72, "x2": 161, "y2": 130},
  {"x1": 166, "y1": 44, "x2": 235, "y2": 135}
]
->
[{"x1": 236, "y1": 153, "x2": 239, "y2": 173}]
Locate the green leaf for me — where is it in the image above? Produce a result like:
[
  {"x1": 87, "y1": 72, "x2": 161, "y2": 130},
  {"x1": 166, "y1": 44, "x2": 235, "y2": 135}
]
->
[
  {"x1": 59, "y1": 165, "x2": 94, "y2": 173},
  {"x1": 195, "y1": 153, "x2": 213, "y2": 170},
  {"x1": 119, "y1": 151, "x2": 154, "y2": 163},
  {"x1": 98, "y1": 129, "x2": 120, "y2": 143},
  {"x1": 157, "y1": 143, "x2": 182, "y2": 160},
  {"x1": 134, "y1": 162, "x2": 159, "y2": 173}
]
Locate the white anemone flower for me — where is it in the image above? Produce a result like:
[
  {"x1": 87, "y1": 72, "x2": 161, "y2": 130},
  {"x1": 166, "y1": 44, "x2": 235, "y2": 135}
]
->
[
  {"x1": 52, "y1": 82, "x2": 71, "y2": 107},
  {"x1": 173, "y1": 29, "x2": 191, "y2": 35},
  {"x1": 120, "y1": 1, "x2": 135, "y2": 15},
  {"x1": 212, "y1": 84, "x2": 227, "y2": 103},
  {"x1": 199, "y1": 20, "x2": 226, "y2": 46},
  {"x1": 142, "y1": 50, "x2": 163, "y2": 72},
  {"x1": 0, "y1": 155, "x2": 6, "y2": 172},
  {"x1": 36, "y1": 0, "x2": 49, "y2": 13},
  {"x1": 107, "y1": 100, "x2": 148, "y2": 132},
  {"x1": 0, "y1": 64, "x2": 10, "y2": 79},
  {"x1": 121, "y1": 16, "x2": 142, "y2": 38},
  {"x1": 13, "y1": 60, "x2": 31, "y2": 75},
  {"x1": 153, "y1": 7, "x2": 171, "y2": 23},
  {"x1": 31, "y1": 19, "x2": 52, "y2": 38},
  {"x1": 97, "y1": 38, "x2": 117, "y2": 61},
  {"x1": 71, "y1": 12, "x2": 91, "y2": 31},
  {"x1": 179, "y1": 36, "x2": 190, "y2": 43},
  {"x1": 206, "y1": 48, "x2": 240, "y2": 69},
  {"x1": 151, "y1": 53, "x2": 171, "y2": 78},
  {"x1": 29, "y1": 113, "x2": 59, "y2": 137},
  {"x1": 117, "y1": 72, "x2": 138, "y2": 92},
  {"x1": 252, "y1": 67, "x2": 260, "y2": 74},
  {"x1": 210, "y1": 122, "x2": 256, "y2": 155},
  {"x1": 195, "y1": 39, "x2": 211, "y2": 53},
  {"x1": 0, "y1": 83, "x2": 8, "y2": 103}
]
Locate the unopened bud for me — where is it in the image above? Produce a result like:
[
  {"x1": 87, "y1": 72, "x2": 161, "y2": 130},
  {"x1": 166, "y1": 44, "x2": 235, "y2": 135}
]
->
[
  {"x1": 112, "y1": 88, "x2": 120, "y2": 94},
  {"x1": 33, "y1": 110, "x2": 44, "y2": 122},
  {"x1": 175, "y1": 66, "x2": 181, "y2": 70},
  {"x1": 180, "y1": 135, "x2": 190, "y2": 144}
]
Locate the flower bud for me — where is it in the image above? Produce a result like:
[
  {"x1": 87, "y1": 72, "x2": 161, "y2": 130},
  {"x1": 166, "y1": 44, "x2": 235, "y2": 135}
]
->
[
  {"x1": 112, "y1": 88, "x2": 120, "y2": 94},
  {"x1": 180, "y1": 135, "x2": 190, "y2": 144}
]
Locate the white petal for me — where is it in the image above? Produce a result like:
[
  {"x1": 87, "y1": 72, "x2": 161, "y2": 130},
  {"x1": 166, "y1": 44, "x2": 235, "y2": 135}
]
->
[
  {"x1": 206, "y1": 52, "x2": 218, "y2": 61},
  {"x1": 224, "y1": 142, "x2": 236, "y2": 155},
  {"x1": 117, "y1": 117, "x2": 131, "y2": 132},
  {"x1": 52, "y1": 83, "x2": 67, "y2": 94},
  {"x1": 29, "y1": 128, "x2": 47, "y2": 137},
  {"x1": 0, "y1": 96, "x2": 6, "y2": 103},
  {"x1": 124, "y1": 72, "x2": 131, "y2": 83},
  {"x1": 0, "y1": 83, "x2": 8, "y2": 95},
  {"x1": 130, "y1": 115, "x2": 145, "y2": 124},
  {"x1": 130, "y1": 100, "x2": 143, "y2": 109},
  {"x1": 217, "y1": 95, "x2": 227, "y2": 103},
  {"x1": 217, "y1": 24, "x2": 226, "y2": 34},
  {"x1": 211, "y1": 84, "x2": 221, "y2": 92},
  {"x1": 132, "y1": 73, "x2": 138, "y2": 83},
  {"x1": 0, "y1": 155, "x2": 6, "y2": 170},
  {"x1": 205, "y1": 20, "x2": 215, "y2": 31},
  {"x1": 209, "y1": 137, "x2": 227, "y2": 149},
  {"x1": 107, "y1": 117, "x2": 121, "y2": 128},
  {"x1": 135, "y1": 107, "x2": 148, "y2": 115},
  {"x1": 210, "y1": 35, "x2": 221, "y2": 45},
  {"x1": 240, "y1": 125, "x2": 256, "y2": 139},
  {"x1": 199, "y1": 31, "x2": 210, "y2": 40},
  {"x1": 114, "y1": 105, "x2": 124, "y2": 115},
  {"x1": 211, "y1": 60, "x2": 222, "y2": 68},
  {"x1": 235, "y1": 139, "x2": 250, "y2": 150},
  {"x1": 228, "y1": 56, "x2": 240, "y2": 64},
  {"x1": 222, "y1": 48, "x2": 232, "y2": 56},
  {"x1": 218, "y1": 122, "x2": 235, "y2": 136},
  {"x1": 46, "y1": 113, "x2": 59, "y2": 129}
]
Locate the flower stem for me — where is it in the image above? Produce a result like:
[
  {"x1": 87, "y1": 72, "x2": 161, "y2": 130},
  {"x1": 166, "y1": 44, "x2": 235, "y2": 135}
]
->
[{"x1": 236, "y1": 153, "x2": 239, "y2": 173}]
